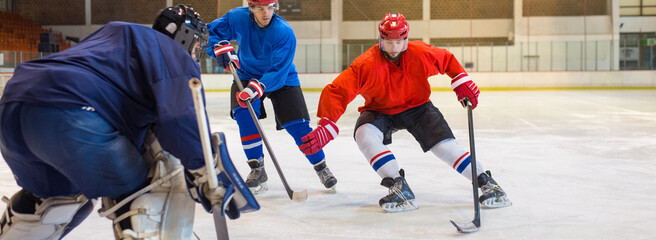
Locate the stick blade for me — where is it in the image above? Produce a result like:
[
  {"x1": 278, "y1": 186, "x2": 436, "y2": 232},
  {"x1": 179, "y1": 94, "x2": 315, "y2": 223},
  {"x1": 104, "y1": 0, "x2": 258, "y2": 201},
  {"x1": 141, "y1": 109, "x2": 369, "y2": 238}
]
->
[
  {"x1": 291, "y1": 189, "x2": 308, "y2": 202},
  {"x1": 212, "y1": 206, "x2": 230, "y2": 239},
  {"x1": 450, "y1": 219, "x2": 480, "y2": 233}
]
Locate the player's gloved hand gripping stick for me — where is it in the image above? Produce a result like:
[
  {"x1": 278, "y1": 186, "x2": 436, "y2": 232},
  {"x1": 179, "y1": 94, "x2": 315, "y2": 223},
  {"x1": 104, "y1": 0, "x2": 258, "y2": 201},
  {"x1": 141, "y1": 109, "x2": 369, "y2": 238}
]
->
[
  {"x1": 236, "y1": 79, "x2": 265, "y2": 108},
  {"x1": 451, "y1": 73, "x2": 480, "y2": 109},
  {"x1": 227, "y1": 61, "x2": 309, "y2": 202},
  {"x1": 450, "y1": 98, "x2": 481, "y2": 233},
  {"x1": 214, "y1": 40, "x2": 239, "y2": 71}
]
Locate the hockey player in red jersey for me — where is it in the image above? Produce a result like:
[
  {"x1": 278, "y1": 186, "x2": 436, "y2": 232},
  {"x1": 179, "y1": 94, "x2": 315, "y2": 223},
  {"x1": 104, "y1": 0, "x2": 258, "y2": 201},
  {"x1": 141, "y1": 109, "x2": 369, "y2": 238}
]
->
[{"x1": 300, "y1": 13, "x2": 511, "y2": 212}]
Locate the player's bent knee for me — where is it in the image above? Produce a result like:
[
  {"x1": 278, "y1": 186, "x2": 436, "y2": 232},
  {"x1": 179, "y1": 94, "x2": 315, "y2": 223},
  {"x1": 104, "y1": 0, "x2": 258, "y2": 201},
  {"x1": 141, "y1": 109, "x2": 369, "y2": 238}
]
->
[
  {"x1": 0, "y1": 190, "x2": 93, "y2": 240},
  {"x1": 355, "y1": 124, "x2": 384, "y2": 147}
]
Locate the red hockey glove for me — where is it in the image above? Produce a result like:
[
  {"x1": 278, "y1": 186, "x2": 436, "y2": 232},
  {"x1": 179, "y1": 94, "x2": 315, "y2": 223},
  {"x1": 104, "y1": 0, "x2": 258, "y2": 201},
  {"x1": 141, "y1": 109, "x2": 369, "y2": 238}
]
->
[
  {"x1": 213, "y1": 40, "x2": 239, "y2": 71},
  {"x1": 451, "y1": 73, "x2": 480, "y2": 109},
  {"x1": 300, "y1": 118, "x2": 339, "y2": 155},
  {"x1": 236, "y1": 79, "x2": 265, "y2": 108}
]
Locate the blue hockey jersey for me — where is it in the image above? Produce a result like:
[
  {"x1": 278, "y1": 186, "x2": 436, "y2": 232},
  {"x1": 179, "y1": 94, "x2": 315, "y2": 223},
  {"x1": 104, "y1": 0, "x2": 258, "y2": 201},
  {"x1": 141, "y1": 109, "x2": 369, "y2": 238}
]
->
[
  {"x1": 0, "y1": 21, "x2": 207, "y2": 169},
  {"x1": 205, "y1": 7, "x2": 300, "y2": 92}
]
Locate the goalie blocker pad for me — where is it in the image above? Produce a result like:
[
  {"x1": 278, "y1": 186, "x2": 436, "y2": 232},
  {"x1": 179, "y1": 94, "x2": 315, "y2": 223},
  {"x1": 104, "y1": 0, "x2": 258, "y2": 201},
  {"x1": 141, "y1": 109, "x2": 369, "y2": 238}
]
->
[{"x1": 212, "y1": 132, "x2": 260, "y2": 219}]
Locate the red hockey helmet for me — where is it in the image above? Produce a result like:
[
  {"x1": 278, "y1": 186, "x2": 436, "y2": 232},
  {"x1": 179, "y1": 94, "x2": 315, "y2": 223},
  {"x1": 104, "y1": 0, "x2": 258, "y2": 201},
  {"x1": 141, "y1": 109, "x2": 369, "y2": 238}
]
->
[
  {"x1": 248, "y1": 0, "x2": 277, "y2": 6},
  {"x1": 378, "y1": 13, "x2": 409, "y2": 40}
]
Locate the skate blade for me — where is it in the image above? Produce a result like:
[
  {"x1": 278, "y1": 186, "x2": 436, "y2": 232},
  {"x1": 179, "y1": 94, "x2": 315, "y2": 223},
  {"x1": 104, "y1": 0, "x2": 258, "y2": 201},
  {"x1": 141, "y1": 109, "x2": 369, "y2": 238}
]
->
[
  {"x1": 322, "y1": 178, "x2": 337, "y2": 190},
  {"x1": 249, "y1": 182, "x2": 269, "y2": 195},
  {"x1": 481, "y1": 196, "x2": 512, "y2": 209},
  {"x1": 381, "y1": 200, "x2": 419, "y2": 213}
]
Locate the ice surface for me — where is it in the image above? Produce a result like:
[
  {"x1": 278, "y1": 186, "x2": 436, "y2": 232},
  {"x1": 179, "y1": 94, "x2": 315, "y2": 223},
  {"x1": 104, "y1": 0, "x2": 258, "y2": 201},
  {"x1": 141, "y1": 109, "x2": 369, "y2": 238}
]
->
[{"x1": 1, "y1": 90, "x2": 655, "y2": 239}]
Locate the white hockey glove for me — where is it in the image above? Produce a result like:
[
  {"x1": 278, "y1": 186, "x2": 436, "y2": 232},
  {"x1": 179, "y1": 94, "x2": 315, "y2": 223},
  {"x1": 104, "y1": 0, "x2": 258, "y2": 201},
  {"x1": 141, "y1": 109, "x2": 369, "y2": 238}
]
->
[
  {"x1": 184, "y1": 132, "x2": 260, "y2": 219},
  {"x1": 185, "y1": 166, "x2": 242, "y2": 218},
  {"x1": 184, "y1": 133, "x2": 239, "y2": 218}
]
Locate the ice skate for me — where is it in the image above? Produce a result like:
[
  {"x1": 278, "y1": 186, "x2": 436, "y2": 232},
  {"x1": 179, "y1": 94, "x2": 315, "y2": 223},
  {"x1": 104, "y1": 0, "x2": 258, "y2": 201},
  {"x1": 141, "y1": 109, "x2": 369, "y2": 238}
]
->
[
  {"x1": 246, "y1": 159, "x2": 268, "y2": 194},
  {"x1": 478, "y1": 170, "x2": 512, "y2": 208},
  {"x1": 379, "y1": 169, "x2": 418, "y2": 213},
  {"x1": 314, "y1": 161, "x2": 337, "y2": 189}
]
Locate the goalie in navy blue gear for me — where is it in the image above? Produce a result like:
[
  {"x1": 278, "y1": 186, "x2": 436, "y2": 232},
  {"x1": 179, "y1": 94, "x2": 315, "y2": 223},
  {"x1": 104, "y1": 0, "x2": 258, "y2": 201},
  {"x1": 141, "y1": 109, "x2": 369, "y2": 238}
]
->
[
  {"x1": 205, "y1": 0, "x2": 337, "y2": 194},
  {"x1": 0, "y1": 5, "x2": 257, "y2": 240}
]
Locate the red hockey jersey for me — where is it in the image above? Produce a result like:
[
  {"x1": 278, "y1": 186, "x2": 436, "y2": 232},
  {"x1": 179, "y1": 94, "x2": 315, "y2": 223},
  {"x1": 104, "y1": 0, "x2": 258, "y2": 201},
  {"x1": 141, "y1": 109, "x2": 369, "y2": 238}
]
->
[{"x1": 317, "y1": 41, "x2": 467, "y2": 122}]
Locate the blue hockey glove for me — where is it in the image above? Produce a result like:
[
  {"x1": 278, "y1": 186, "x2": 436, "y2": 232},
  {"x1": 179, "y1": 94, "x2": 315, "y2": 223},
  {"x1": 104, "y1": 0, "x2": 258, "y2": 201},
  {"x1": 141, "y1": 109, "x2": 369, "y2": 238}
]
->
[
  {"x1": 213, "y1": 40, "x2": 239, "y2": 71},
  {"x1": 236, "y1": 79, "x2": 265, "y2": 108}
]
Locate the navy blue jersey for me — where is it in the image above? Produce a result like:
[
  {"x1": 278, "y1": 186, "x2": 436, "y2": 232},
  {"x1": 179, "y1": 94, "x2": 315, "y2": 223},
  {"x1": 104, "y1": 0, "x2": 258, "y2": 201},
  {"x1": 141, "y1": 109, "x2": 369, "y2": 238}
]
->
[
  {"x1": 205, "y1": 7, "x2": 300, "y2": 92},
  {"x1": 1, "y1": 22, "x2": 207, "y2": 169}
]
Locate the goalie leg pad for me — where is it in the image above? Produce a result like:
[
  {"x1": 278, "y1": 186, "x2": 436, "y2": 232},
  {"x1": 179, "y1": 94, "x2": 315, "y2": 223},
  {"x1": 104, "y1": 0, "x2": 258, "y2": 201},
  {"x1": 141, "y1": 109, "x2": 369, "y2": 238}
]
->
[
  {"x1": 213, "y1": 132, "x2": 260, "y2": 218},
  {"x1": 102, "y1": 191, "x2": 195, "y2": 240},
  {"x1": 0, "y1": 190, "x2": 92, "y2": 240},
  {"x1": 100, "y1": 133, "x2": 195, "y2": 240}
]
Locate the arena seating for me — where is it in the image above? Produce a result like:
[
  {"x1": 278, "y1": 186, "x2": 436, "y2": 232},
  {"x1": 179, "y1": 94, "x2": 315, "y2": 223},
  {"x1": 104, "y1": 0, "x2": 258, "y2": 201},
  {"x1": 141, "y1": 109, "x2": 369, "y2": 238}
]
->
[{"x1": 0, "y1": 10, "x2": 70, "y2": 53}]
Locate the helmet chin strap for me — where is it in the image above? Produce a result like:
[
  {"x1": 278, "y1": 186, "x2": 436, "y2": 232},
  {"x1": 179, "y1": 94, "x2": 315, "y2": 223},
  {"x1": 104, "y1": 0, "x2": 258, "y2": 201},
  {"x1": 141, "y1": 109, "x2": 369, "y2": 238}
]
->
[
  {"x1": 378, "y1": 37, "x2": 407, "y2": 63},
  {"x1": 383, "y1": 51, "x2": 404, "y2": 63}
]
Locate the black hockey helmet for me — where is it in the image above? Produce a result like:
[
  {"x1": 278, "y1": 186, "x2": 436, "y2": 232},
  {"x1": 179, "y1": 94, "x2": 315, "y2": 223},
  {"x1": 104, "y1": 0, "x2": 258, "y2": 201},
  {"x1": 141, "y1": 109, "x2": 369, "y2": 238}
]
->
[{"x1": 153, "y1": 5, "x2": 209, "y2": 60}]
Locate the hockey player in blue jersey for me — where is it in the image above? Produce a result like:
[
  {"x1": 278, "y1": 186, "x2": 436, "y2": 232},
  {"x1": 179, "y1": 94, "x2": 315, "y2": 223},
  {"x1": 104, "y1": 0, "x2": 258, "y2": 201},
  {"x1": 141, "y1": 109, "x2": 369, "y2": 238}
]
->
[
  {"x1": 0, "y1": 5, "x2": 258, "y2": 240},
  {"x1": 205, "y1": 0, "x2": 337, "y2": 193}
]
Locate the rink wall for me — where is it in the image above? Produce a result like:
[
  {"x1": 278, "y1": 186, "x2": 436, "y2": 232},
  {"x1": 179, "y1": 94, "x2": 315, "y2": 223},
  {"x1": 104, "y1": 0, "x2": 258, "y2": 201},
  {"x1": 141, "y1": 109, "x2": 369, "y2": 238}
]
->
[
  {"x1": 200, "y1": 71, "x2": 656, "y2": 91},
  {"x1": 1, "y1": 71, "x2": 655, "y2": 93}
]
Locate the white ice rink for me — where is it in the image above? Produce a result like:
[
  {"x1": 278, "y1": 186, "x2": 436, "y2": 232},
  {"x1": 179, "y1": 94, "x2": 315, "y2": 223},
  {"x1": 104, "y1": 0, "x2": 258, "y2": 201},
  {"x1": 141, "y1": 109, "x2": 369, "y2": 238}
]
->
[{"x1": 1, "y1": 90, "x2": 655, "y2": 239}]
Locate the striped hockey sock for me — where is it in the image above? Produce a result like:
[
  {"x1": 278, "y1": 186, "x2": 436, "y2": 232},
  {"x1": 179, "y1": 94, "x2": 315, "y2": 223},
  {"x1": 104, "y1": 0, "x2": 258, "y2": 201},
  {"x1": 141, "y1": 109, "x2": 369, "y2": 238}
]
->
[
  {"x1": 235, "y1": 108, "x2": 263, "y2": 161},
  {"x1": 430, "y1": 138, "x2": 484, "y2": 181},
  {"x1": 355, "y1": 124, "x2": 401, "y2": 179}
]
